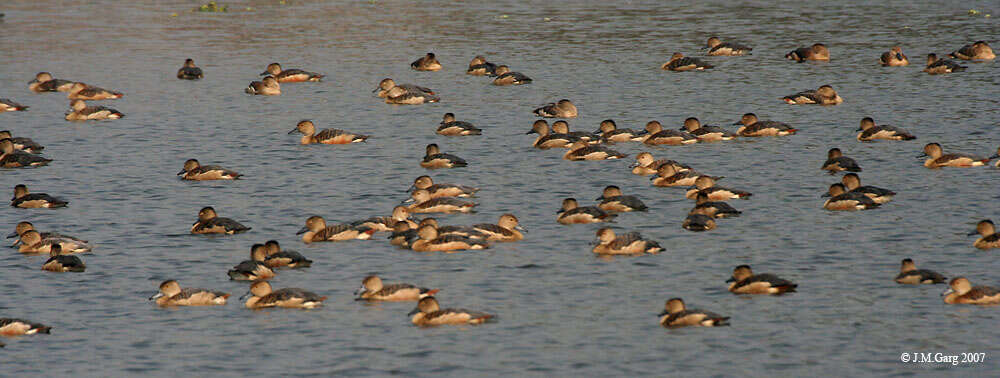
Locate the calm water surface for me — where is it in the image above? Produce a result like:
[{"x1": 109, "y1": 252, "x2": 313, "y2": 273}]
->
[{"x1": 1, "y1": 0, "x2": 998, "y2": 376}]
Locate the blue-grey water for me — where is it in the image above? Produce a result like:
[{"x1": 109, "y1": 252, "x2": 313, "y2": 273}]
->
[{"x1": 1, "y1": 0, "x2": 998, "y2": 376}]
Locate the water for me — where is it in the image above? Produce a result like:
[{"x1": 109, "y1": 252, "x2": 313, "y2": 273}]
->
[{"x1": 1, "y1": 0, "x2": 998, "y2": 375}]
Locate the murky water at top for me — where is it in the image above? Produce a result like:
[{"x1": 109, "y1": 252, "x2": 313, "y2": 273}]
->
[{"x1": 1, "y1": 0, "x2": 998, "y2": 375}]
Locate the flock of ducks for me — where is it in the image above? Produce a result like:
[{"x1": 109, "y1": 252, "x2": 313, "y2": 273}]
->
[{"x1": 1, "y1": 36, "x2": 999, "y2": 344}]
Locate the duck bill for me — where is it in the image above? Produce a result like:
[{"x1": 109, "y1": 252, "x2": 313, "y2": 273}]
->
[
  {"x1": 259, "y1": 71, "x2": 270, "y2": 76},
  {"x1": 525, "y1": 130, "x2": 537, "y2": 135},
  {"x1": 371, "y1": 86, "x2": 381, "y2": 93},
  {"x1": 148, "y1": 292, "x2": 164, "y2": 301},
  {"x1": 940, "y1": 288, "x2": 953, "y2": 297},
  {"x1": 656, "y1": 310, "x2": 669, "y2": 317},
  {"x1": 353, "y1": 286, "x2": 367, "y2": 296},
  {"x1": 287, "y1": 128, "x2": 300, "y2": 134},
  {"x1": 916, "y1": 153, "x2": 927, "y2": 158},
  {"x1": 515, "y1": 225, "x2": 527, "y2": 233},
  {"x1": 725, "y1": 277, "x2": 735, "y2": 283},
  {"x1": 595, "y1": 195, "x2": 606, "y2": 201},
  {"x1": 989, "y1": 154, "x2": 1000, "y2": 160},
  {"x1": 407, "y1": 307, "x2": 420, "y2": 316},
  {"x1": 295, "y1": 226, "x2": 310, "y2": 235},
  {"x1": 731, "y1": 121, "x2": 743, "y2": 126},
  {"x1": 5, "y1": 231, "x2": 17, "y2": 239},
  {"x1": 968, "y1": 230, "x2": 980, "y2": 236},
  {"x1": 176, "y1": 169, "x2": 187, "y2": 175},
  {"x1": 401, "y1": 197, "x2": 415, "y2": 204},
  {"x1": 820, "y1": 193, "x2": 831, "y2": 198},
  {"x1": 239, "y1": 290, "x2": 252, "y2": 300},
  {"x1": 406, "y1": 184, "x2": 417, "y2": 192}
]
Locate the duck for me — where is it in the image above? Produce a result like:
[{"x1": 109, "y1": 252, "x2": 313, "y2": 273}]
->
[
  {"x1": 551, "y1": 121, "x2": 597, "y2": 142},
  {"x1": 821, "y1": 148, "x2": 862, "y2": 173},
  {"x1": 557, "y1": 198, "x2": 616, "y2": 224},
  {"x1": 227, "y1": 244, "x2": 276, "y2": 281},
  {"x1": 704, "y1": 37, "x2": 752, "y2": 56},
  {"x1": 591, "y1": 227, "x2": 662, "y2": 255},
  {"x1": 389, "y1": 223, "x2": 419, "y2": 248},
  {"x1": 67, "y1": 82, "x2": 123, "y2": 100},
  {"x1": 0, "y1": 131, "x2": 44, "y2": 153},
  {"x1": 921, "y1": 143, "x2": 988, "y2": 168},
  {"x1": 437, "y1": 113, "x2": 482, "y2": 136},
  {"x1": 969, "y1": 220, "x2": 999, "y2": 249},
  {"x1": 404, "y1": 189, "x2": 477, "y2": 214},
  {"x1": 408, "y1": 296, "x2": 494, "y2": 326},
  {"x1": 288, "y1": 120, "x2": 369, "y2": 144},
  {"x1": 421, "y1": 143, "x2": 467, "y2": 168},
  {"x1": 947, "y1": 41, "x2": 995, "y2": 60},
  {"x1": 682, "y1": 214, "x2": 716, "y2": 231},
  {"x1": 0, "y1": 99, "x2": 27, "y2": 112},
  {"x1": 418, "y1": 218, "x2": 487, "y2": 240},
  {"x1": 260, "y1": 62, "x2": 324, "y2": 82},
  {"x1": 563, "y1": 141, "x2": 627, "y2": 161},
  {"x1": 13, "y1": 230, "x2": 92, "y2": 254},
  {"x1": 631, "y1": 152, "x2": 690, "y2": 176},
  {"x1": 149, "y1": 280, "x2": 229, "y2": 306},
  {"x1": 1, "y1": 139, "x2": 51, "y2": 168},
  {"x1": 177, "y1": 159, "x2": 241, "y2": 180},
  {"x1": 471, "y1": 214, "x2": 525, "y2": 242},
  {"x1": 65, "y1": 99, "x2": 123, "y2": 120},
  {"x1": 661, "y1": 52, "x2": 714, "y2": 71},
  {"x1": 176, "y1": 58, "x2": 204, "y2": 80},
  {"x1": 782, "y1": 85, "x2": 843, "y2": 105},
  {"x1": 410, "y1": 224, "x2": 490, "y2": 252},
  {"x1": 894, "y1": 259, "x2": 946, "y2": 284},
  {"x1": 651, "y1": 164, "x2": 719, "y2": 187},
  {"x1": 533, "y1": 99, "x2": 577, "y2": 118},
  {"x1": 190, "y1": 207, "x2": 251, "y2": 234},
  {"x1": 7, "y1": 221, "x2": 90, "y2": 247},
  {"x1": 658, "y1": 298, "x2": 729, "y2": 328},
  {"x1": 685, "y1": 176, "x2": 751, "y2": 201},
  {"x1": 821, "y1": 183, "x2": 879, "y2": 211},
  {"x1": 679, "y1": 117, "x2": 737, "y2": 141},
  {"x1": 352, "y1": 206, "x2": 420, "y2": 233},
  {"x1": 785, "y1": 43, "x2": 829, "y2": 62},
  {"x1": 377, "y1": 78, "x2": 439, "y2": 104},
  {"x1": 11, "y1": 184, "x2": 67, "y2": 208},
  {"x1": 923, "y1": 54, "x2": 966, "y2": 74},
  {"x1": 374, "y1": 78, "x2": 436, "y2": 98},
  {"x1": 726, "y1": 265, "x2": 797, "y2": 294},
  {"x1": 245, "y1": 75, "x2": 280, "y2": 95},
  {"x1": 841, "y1": 173, "x2": 894, "y2": 204},
  {"x1": 879, "y1": 46, "x2": 909, "y2": 66},
  {"x1": 595, "y1": 185, "x2": 648, "y2": 213},
  {"x1": 355, "y1": 275, "x2": 438, "y2": 301},
  {"x1": 28, "y1": 72, "x2": 74, "y2": 92},
  {"x1": 526, "y1": 120, "x2": 582, "y2": 149},
  {"x1": 643, "y1": 121, "x2": 698, "y2": 145},
  {"x1": 408, "y1": 175, "x2": 479, "y2": 198},
  {"x1": 297, "y1": 215, "x2": 374, "y2": 243},
  {"x1": 594, "y1": 119, "x2": 646, "y2": 143},
  {"x1": 689, "y1": 192, "x2": 741, "y2": 218},
  {"x1": 243, "y1": 281, "x2": 326, "y2": 309},
  {"x1": 411, "y1": 53, "x2": 443, "y2": 71},
  {"x1": 40, "y1": 245, "x2": 86, "y2": 272},
  {"x1": 856, "y1": 117, "x2": 915, "y2": 141},
  {"x1": 466, "y1": 55, "x2": 498, "y2": 76},
  {"x1": 262, "y1": 240, "x2": 312, "y2": 268},
  {"x1": 491, "y1": 65, "x2": 532, "y2": 85},
  {"x1": 0, "y1": 318, "x2": 51, "y2": 336},
  {"x1": 733, "y1": 113, "x2": 795, "y2": 136},
  {"x1": 942, "y1": 277, "x2": 1000, "y2": 305}
]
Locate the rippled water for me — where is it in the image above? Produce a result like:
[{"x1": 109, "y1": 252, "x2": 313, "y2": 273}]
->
[{"x1": 1, "y1": 0, "x2": 998, "y2": 375}]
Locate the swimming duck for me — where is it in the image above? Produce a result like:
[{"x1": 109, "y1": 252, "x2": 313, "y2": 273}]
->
[
  {"x1": 786, "y1": 43, "x2": 829, "y2": 62},
  {"x1": 374, "y1": 78, "x2": 436, "y2": 98},
  {"x1": 679, "y1": 117, "x2": 737, "y2": 142},
  {"x1": 14, "y1": 230, "x2": 92, "y2": 254},
  {"x1": 471, "y1": 214, "x2": 525, "y2": 242},
  {"x1": 421, "y1": 143, "x2": 467, "y2": 169},
  {"x1": 190, "y1": 207, "x2": 251, "y2": 234},
  {"x1": 65, "y1": 99, "x2": 123, "y2": 120},
  {"x1": 682, "y1": 214, "x2": 716, "y2": 231},
  {"x1": 40, "y1": 245, "x2": 85, "y2": 272},
  {"x1": 355, "y1": 275, "x2": 439, "y2": 301},
  {"x1": 685, "y1": 176, "x2": 751, "y2": 201},
  {"x1": 411, "y1": 53, "x2": 443, "y2": 71},
  {"x1": 661, "y1": 52, "x2": 714, "y2": 71},
  {"x1": 377, "y1": 79, "x2": 439, "y2": 104},
  {"x1": 262, "y1": 240, "x2": 312, "y2": 268},
  {"x1": 11, "y1": 184, "x2": 67, "y2": 208},
  {"x1": 227, "y1": 244, "x2": 276, "y2": 281},
  {"x1": 7, "y1": 221, "x2": 89, "y2": 247},
  {"x1": 595, "y1": 119, "x2": 647, "y2": 143},
  {"x1": 410, "y1": 224, "x2": 490, "y2": 252},
  {"x1": 894, "y1": 259, "x2": 946, "y2": 284},
  {"x1": 650, "y1": 165, "x2": 719, "y2": 187},
  {"x1": 1, "y1": 139, "x2": 51, "y2": 168},
  {"x1": 726, "y1": 265, "x2": 797, "y2": 294},
  {"x1": 689, "y1": 192, "x2": 741, "y2": 218},
  {"x1": 551, "y1": 121, "x2": 597, "y2": 142},
  {"x1": 178, "y1": 159, "x2": 241, "y2": 180},
  {"x1": 418, "y1": 218, "x2": 488, "y2": 240},
  {"x1": 782, "y1": 85, "x2": 843, "y2": 105},
  {"x1": 704, "y1": 37, "x2": 752, "y2": 56},
  {"x1": 404, "y1": 189, "x2": 477, "y2": 214},
  {"x1": 969, "y1": 220, "x2": 999, "y2": 250},
  {"x1": 563, "y1": 141, "x2": 627, "y2": 161},
  {"x1": 821, "y1": 148, "x2": 862, "y2": 173},
  {"x1": 243, "y1": 281, "x2": 326, "y2": 309},
  {"x1": 821, "y1": 183, "x2": 879, "y2": 211},
  {"x1": 841, "y1": 173, "x2": 894, "y2": 204},
  {"x1": 297, "y1": 215, "x2": 374, "y2": 243},
  {"x1": 437, "y1": 113, "x2": 482, "y2": 136},
  {"x1": 879, "y1": 46, "x2": 909, "y2": 66},
  {"x1": 389, "y1": 223, "x2": 419, "y2": 248},
  {"x1": 466, "y1": 55, "x2": 498, "y2": 76},
  {"x1": 856, "y1": 117, "x2": 915, "y2": 141},
  {"x1": 533, "y1": 99, "x2": 577, "y2": 118},
  {"x1": 595, "y1": 186, "x2": 648, "y2": 213},
  {"x1": 67, "y1": 82, "x2": 123, "y2": 100},
  {"x1": 492, "y1": 65, "x2": 532, "y2": 85},
  {"x1": 658, "y1": 298, "x2": 729, "y2": 328},
  {"x1": 176, "y1": 58, "x2": 204, "y2": 80},
  {"x1": 28, "y1": 72, "x2": 74, "y2": 92},
  {"x1": 288, "y1": 120, "x2": 369, "y2": 145},
  {"x1": 733, "y1": 113, "x2": 796, "y2": 136},
  {"x1": 942, "y1": 277, "x2": 1000, "y2": 305},
  {"x1": 557, "y1": 198, "x2": 616, "y2": 224},
  {"x1": 408, "y1": 296, "x2": 494, "y2": 326},
  {"x1": 408, "y1": 175, "x2": 479, "y2": 198},
  {"x1": 947, "y1": 41, "x2": 995, "y2": 60},
  {"x1": 630, "y1": 152, "x2": 690, "y2": 176},
  {"x1": 0, "y1": 318, "x2": 51, "y2": 336},
  {"x1": 923, "y1": 54, "x2": 966, "y2": 74},
  {"x1": 245, "y1": 75, "x2": 280, "y2": 95},
  {"x1": 150, "y1": 280, "x2": 229, "y2": 306},
  {"x1": 921, "y1": 143, "x2": 988, "y2": 168},
  {"x1": 527, "y1": 120, "x2": 582, "y2": 149},
  {"x1": 0, "y1": 99, "x2": 28, "y2": 112},
  {"x1": 592, "y1": 227, "x2": 662, "y2": 255},
  {"x1": 0, "y1": 131, "x2": 44, "y2": 153},
  {"x1": 261, "y1": 62, "x2": 324, "y2": 82}
]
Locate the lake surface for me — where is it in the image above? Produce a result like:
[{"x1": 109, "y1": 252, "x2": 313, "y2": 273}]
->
[{"x1": 1, "y1": 0, "x2": 998, "y2": 376}]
